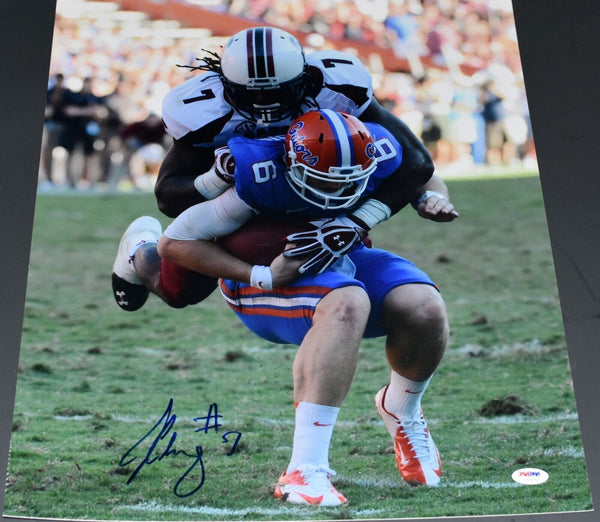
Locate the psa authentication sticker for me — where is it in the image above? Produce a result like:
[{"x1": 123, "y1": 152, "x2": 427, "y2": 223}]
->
[{"x1": 512, "y1": 468, "x2": 549, "y2": 485}]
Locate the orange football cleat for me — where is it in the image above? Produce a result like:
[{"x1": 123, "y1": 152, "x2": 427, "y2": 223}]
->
[
  {"x1": 375, "y1": 386, "x2": 442, "y2": 486},
  {"x1": 273, "y1": 465, "x2": 348, "y2": 506}
]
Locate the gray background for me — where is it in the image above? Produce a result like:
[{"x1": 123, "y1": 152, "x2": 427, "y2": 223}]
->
[{"x1": 0, "y1": 0, "x2": 598, "y2": 521}]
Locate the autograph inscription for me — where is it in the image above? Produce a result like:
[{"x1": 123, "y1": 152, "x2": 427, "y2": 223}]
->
[{"x1": 119, "y1": 398, "x2": 242, "y2": 497}]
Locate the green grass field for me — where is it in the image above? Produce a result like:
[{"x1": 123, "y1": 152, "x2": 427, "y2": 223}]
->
[{"x1": 4, "y1": 174, "x2": 593, "y2": 520}]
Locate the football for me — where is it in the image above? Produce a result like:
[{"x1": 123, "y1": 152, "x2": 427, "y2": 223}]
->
[{"x1": 217, "y1": 216, "x2": 310, "y2": 266}]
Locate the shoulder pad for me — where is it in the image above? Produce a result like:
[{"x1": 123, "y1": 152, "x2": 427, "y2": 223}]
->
[
  {"x1": 307, "y1": 50, "x2": 369, "y2": 75},
  {"x1": 306, "y1": 51, "x2": 373, "y2": 116},
  {"x1": 161, "y1": 73, "x2": 230, "y2": 140}
]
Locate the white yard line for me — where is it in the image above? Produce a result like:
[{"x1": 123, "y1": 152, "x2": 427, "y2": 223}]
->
[
  {"x1": 118, "y1": 499, "x2": 385, "y2": 517},
  {"x1": 51, "y1": 411, "x2": 579, "y2": 426},
  {"x1": 117, "y1": 476, "x2": 525, "y2": 519}
]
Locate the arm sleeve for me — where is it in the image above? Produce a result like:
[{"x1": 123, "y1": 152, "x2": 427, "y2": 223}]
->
[{"x1": 163, "y1": 188, "x2": 255, "y2": 241}]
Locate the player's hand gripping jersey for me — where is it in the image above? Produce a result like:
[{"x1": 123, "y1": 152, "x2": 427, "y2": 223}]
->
[{"x1": 162, "y1": 50, "x2": 374, "y2": 147}]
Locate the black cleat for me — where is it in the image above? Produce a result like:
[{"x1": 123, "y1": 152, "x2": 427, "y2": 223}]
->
[
  {"x1": 111, "y1": 273, "x2": 150, "y2": 311},
  {"x1": 111, "y1": 216, "x2": 162, "y2": 311}
]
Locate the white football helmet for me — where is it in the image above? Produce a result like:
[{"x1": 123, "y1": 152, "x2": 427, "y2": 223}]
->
[
  {"x1": 285, "y1": 109, "x2": 378, "y2": 210},
  {"x1": 220, "y1": 27, "x2": 309, "y2": 124}
]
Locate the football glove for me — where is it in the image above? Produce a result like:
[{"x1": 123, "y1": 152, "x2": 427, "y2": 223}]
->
[
  {"x1": 284, "y1": 217, "x2": 366, "y2": 274},
  {"x1": 213, "y1": 146, "x2": 236, "y2": 184}
]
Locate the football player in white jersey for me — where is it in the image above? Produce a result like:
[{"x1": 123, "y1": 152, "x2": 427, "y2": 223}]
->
[
  {"x1": 111, "y1": 26, "x2": 454, "y2": 312},
  {"x1": 156, "y1": 26, "x2": 435, "y2": 216}
]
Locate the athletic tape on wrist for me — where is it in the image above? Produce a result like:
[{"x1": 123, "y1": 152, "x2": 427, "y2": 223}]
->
[
  {"x1": 417, "y1": 190, "x2": 447, "y2": 206},
  {"x1": 250, "y1": 265, "x2": 273, "y2": 290},
  {"x1": 351, "y1": 199, "x2": 392, "y2": 230}
]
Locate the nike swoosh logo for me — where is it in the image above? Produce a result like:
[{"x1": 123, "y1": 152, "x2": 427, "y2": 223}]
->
[
  {"x1": 395, "y1": 438, "x2": 413, "y2": 466},
  {"x1": 313, "y1": 422, "x2": 333, "y2": 427},
  {"x1": 298, "y1": 493, "x2": 325, "y2": 505},
  {"x1": 405, "y1": 389, "x2": 423, "y2": 394},
  {"x1": 286, "y1": 207, "x2": 310, "y2": 213}
]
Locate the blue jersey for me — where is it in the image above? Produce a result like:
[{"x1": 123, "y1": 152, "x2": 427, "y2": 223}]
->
[
  {"x1": 217, "y1": 123, "x2": 437, "y2": 346},
  {"x1": 229, "y1": 122, "x2": 402, "y2": 219}
]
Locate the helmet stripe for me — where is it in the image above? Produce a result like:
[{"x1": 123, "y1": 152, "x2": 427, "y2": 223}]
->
[
  {"x1": 246, "y1": 29, "x2": 256, "y2": 79},
  {"x1": 247, "y1": 27, "x2": 275, "y2": 80},
  {"x1": 254, "y1": 27, "x2": 266, "y2": 78},
  {"x1": 265, "y1": 27, "x2": 275, "y2": 78},
  {"x1": 320, "y1": 109, "x2": 354, "y2": 167}
]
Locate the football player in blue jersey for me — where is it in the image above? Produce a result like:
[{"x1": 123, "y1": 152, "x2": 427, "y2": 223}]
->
[
  {"x1": 115, "y1": 109, "x2": 458, "y2": 505},
  {"x1": 111, "y1": 26, "x2": 454, "y2": 312}
]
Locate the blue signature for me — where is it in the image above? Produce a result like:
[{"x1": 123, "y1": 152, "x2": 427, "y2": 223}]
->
[{"x1": 119, "y1": 398, "x2": 242, "y2": 497}]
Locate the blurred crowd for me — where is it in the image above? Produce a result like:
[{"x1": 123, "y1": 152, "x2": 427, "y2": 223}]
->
[
  {"x1": 226, "y1": 0, "x2": 520, "y2": 71},
  {"x1": 39, "y1": 0, "x2": 535, "y2": 192}
]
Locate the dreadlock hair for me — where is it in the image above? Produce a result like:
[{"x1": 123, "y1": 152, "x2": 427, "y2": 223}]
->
[{"x1": 176, "y1": 49, "x2": 222, "y2": 74}]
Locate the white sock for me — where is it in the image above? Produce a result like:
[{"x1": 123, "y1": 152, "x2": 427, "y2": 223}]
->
[
  {"x1": 384, "y1": 371, "x2": 432, "y2": 420},
  {"x1": 287, "y1": 402, "x2": 339, "y2": 472},
  {"x1": 129, "y1": 240, "x2": 158, "y2": 270}
]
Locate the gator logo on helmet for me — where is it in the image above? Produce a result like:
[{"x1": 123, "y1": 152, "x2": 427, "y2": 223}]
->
[
  {"x1": 288, "y1": 121, "x2": 318, "y2": 166},
  {"x1": 365, "y1": 141, "x2": 376, "y2": 160}
]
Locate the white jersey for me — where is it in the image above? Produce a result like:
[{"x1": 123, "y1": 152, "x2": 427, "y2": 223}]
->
[{"x1": 161, "y1": 50, "x2": 374, "y2": 147}]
